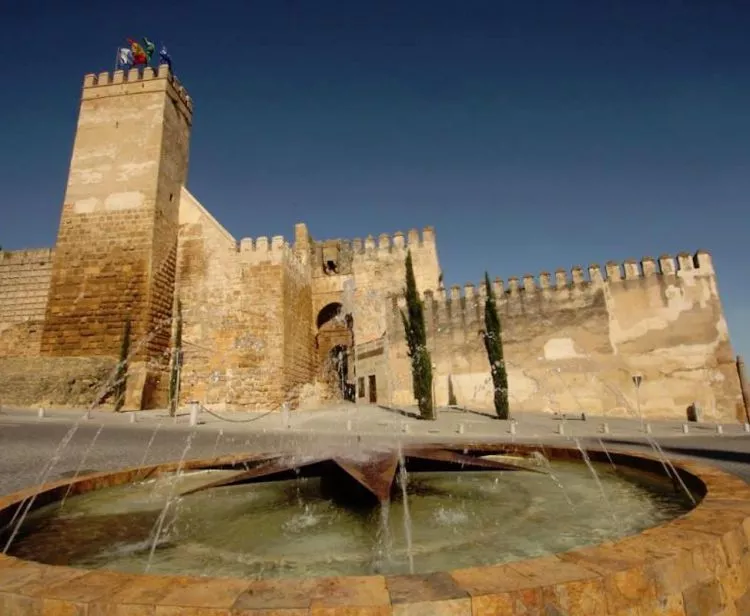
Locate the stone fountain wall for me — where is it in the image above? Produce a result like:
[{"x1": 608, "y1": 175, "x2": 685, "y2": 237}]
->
[{"x1": 385, "y1": 251, "x2": 744, "y2": 421}]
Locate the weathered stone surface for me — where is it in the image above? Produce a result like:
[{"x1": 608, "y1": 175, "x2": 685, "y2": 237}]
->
[{"x1": 0, "y1": 67, "x2": 743, "y2": 419}]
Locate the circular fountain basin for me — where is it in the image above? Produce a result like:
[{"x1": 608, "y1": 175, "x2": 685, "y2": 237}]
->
[{"x1": 1, "y1": 443, "x2": 749, "y2": 615}]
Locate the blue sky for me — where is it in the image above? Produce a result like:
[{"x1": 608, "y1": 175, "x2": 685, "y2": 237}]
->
[{"x1": 1, "y1": 1, "x2": 749, "y2": 359}]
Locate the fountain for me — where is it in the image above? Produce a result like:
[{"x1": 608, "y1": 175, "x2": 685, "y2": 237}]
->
[{"x1": 1, "y1": 439, "x2": 749, "y2": 614}]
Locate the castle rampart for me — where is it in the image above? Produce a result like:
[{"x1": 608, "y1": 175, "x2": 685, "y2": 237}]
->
[
  {"x1": 0, "y1": 68, "x2": 742, "y2": 419},
  {"x1": 385, "y1": 250, "x2": 742, "y2": 421},
  {"x1": 82, "y1": 65, "x2": 193, "y2": 119}
]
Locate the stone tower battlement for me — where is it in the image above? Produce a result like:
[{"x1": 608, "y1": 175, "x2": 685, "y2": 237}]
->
[
  {"x1": 390, "y1": 250, "x2": 719, "y2": 328},
  {"x1": 82, "y1": 65, "x2": 193, "y2": 118}
]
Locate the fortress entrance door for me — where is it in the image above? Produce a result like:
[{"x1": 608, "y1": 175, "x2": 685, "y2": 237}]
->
[{"x1": 316, "y1": 303, "x2": 354, "y2": 401}]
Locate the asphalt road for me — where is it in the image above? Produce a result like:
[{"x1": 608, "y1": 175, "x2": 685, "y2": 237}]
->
[{"x1": 1, "y1": 415, "x2": 749, "y2": 496}]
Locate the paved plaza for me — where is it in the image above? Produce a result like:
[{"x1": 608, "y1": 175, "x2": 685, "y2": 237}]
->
[{"x1": 1, "y1": 404, "x2": 749, "y2": 496}]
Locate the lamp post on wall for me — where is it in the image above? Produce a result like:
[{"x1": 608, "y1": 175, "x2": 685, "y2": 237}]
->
[{"x1": 632, "y1": 374, "x2": 644, "y2": 431}]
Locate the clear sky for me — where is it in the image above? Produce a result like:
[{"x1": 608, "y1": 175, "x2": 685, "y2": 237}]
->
[{"x1": 1, "y1": 1, "x2": 749, "y2": 359}]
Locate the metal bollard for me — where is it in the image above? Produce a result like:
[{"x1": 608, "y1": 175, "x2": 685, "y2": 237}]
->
[
  {"x1": 456, "y1": 423, "x2": 464, "y2": 435},
  {"x1": 130, "y1": 411, "x2": 137, "y2": 424},
  {"x1": 744, "y1": 423, "x2": 750, "y2": 433},
  {"x1": 509, "y1": 423, "x2": 516, "y2": 435},
  {"x1": 601, "y1": 423, "x2": 609, "y2": 434},
  {"x1": 402, "y1": 423, "x2": 409, "y2": 434},
  {"x1": 556, "y1": 423, "x2": 565, "y2": 435},
  {"x1": 716, "y1": 424, "x2": 723, "y2": 435},
  {"x1": 346, "y1": 419, "x2": 352, "y2": 432},
  {"x1": 83, "y1": 409, "x2": 91, "y2": 421},
  {"x1": 37, "y1": 408, "x2": 45, "y2": 419},
  {"x1": 682, "y1": 424, "x2": 689, "y2": 434},
  {"x1": 645, "y1": 424, "x2": 652, "y2": 434}
]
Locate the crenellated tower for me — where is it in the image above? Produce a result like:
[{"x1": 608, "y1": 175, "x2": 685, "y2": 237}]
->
[{"x1": 40, "y1": 65, "x2": 193, "y2": 408}]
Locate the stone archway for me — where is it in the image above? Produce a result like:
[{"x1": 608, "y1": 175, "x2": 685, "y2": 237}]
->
[{"x1": 316, "y1": 303, "x2": 354, "y2": 401}]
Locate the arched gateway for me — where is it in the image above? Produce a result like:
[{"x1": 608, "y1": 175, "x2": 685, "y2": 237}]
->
[{"x1": 315, "y1": 303, "x2": 355, "y2": 401}]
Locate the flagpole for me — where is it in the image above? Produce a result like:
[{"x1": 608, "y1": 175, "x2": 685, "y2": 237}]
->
[{"x1": 114, "y1": 47, "x2": 119, "y2": 73}]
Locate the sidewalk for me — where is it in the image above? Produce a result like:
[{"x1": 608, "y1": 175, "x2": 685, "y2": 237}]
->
[{"x1": 2, "y1": 402, "x2": 749, "y2": 441}]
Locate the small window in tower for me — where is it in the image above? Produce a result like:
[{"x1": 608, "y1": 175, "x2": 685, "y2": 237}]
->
[
  {"x1": 169, "y1": 193, "x2": 174, "y2": 202},
  {"x1": 324, "y1": 259, "x2": 338, "y2": 275}
]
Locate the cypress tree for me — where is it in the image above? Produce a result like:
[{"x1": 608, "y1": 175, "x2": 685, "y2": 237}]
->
[
  {"x1": 482, "y1": 272, "x2": 509, "y2": 419},
  {"x1": 168, "y1": 300, "x2": 183, "y2": 417},
  {"x1": 400, "y1": 251, "x2": 435, "y2": 420},
  {"x1": 113, "y1": 318, "x2": 131, "y2": 412}
]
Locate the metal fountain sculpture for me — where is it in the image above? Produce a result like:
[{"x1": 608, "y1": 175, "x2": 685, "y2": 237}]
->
[{"x1": 181, "y1": 444, "x2": 543, "y2": 504}]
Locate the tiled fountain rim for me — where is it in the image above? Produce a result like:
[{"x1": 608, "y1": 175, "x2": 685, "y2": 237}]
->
[{"x1": 0, "y1": 444, "x2": 748, "y2": 615}]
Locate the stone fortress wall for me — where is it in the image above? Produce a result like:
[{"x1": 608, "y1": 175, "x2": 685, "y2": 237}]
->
[
  {"x1": 0, "y1": 66, "x2": 744, "y2": 420},
  {"x1": 383, "y1": 250, "x2": 744, "y2": 421},
  {"x1": 173, "y1": 193, "x2": 439, "y2": 410},
  {"x1": 0, "y1": 249, "x2": 55, "y2": 358}
]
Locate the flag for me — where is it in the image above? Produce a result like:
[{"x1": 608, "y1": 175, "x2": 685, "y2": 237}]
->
[
  {"x1": 117, "y1": 47, "x2": 133, "y2": 69},
  {"x1": 143, "y1": 37, "x2": 155, "y2": 61},
  {"x1": 159, "y1": 45, "x2": 172, "y2": 71},
  {"x1": 127, "y1": 38, "x2": 148, "y2": 65}
]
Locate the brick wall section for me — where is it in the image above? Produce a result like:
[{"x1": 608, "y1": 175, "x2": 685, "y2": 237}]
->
[
  {"x1": 0, "y1": 249, "x2": 54, "y2": 359},
  {"x1": 386, "y1": 252, "x2": 744, "y2": 421},
  {"x1": 0, "y1": 249, "x2": 54, "y2": 324}
]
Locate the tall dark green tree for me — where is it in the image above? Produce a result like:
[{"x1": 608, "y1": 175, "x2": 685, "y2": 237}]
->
[
  {"x1": 168, "y1": 300, "x2": 183, "y2": 417},
  {"x1": 113, "y1": 318, "x2": 131, "y2": 412},
  {"x1": 400, "y1": 251, "x2": 435, "y2": 420},
  {"x1": 482, "y1": 272, "x2": 509, "y2": 419}
]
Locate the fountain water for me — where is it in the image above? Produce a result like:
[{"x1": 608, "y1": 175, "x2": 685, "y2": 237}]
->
[
  {"x1": 60, "y1": 423, "x2": 105, "y2": 509},
  {"x1": 145, "y1": 430, "x2": 196, "y2": 573},
  {"x1": 397, "y1": 444, "x2": 415, "y2": 574}
]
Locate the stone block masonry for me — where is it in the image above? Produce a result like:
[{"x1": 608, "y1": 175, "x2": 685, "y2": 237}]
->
[
  {"x1": 0, "y1": 66, "x2": 744, "y2": 419},
  {"x1": 39, "y1": 65, "x2": 191, "y2": 409},
  {"x1": 0, "y1": 249, "x2": 54, "y2": 358},
  {"x1": 386, "y1": 250, "x2": 744, "y2": 421}
]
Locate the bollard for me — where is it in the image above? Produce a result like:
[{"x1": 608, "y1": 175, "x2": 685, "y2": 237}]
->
[
  {"x1": 402, "y1": 423, "x2": 409, "y2": 434},
  {"x1": 456, "y1": 423, "x2": 464, "y2": 435},
  {"x1": 581, "y1": 412, "x2": 587, "y2": 421},
  {"x1": 645, "y1": 424, "x2": 652, "y2": 434},
  {"x1": 83, "y1": 409, "x2": 91, "y2": 421},
  {"x1": 744, "y1": 423, "x2": 750, "y2": 433},
  {"x1": 130, "y1": 411, "x2": 137, "y2": 424},
  {"x1": 556, "y1": 423, "x2": 565, "y2": 435},
  {"x1": 682, "y1": 424, "x2": 689, "y2": 434},
  {"x1": 346, "y1": 420, "x2": 352, "y2": 432},
  {"x1": 37, "y1": 408, "x2": 45, "y2": 419},
  {"x1": 601, "y1": 423, "x2": 609, "y2": 435},
  {"x1": 716, "y1": 424, "x2": 723, "y2": 435},
  {"x1": 509, "y1": 423, "x2": 516, "y2": 435},
  {"x1": 189, "y1": 403, "x2": 199, "y2": 427}
]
